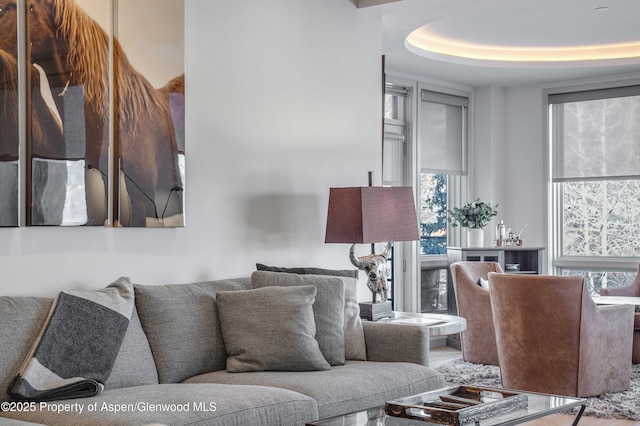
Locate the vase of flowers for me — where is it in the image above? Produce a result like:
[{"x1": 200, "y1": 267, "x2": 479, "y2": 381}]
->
[{"x1": 447, "y1": 198, "x2": 498, "y2": 248}]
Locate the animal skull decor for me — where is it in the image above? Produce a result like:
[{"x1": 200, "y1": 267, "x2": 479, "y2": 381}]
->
[{"x1": 349, "y1": 242, "x2": 392, "y2": 303}]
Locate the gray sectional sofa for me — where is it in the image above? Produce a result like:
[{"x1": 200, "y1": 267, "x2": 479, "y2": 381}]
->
[{"x1": 0, "y1": 270, "x2": 446, "y2": 425}]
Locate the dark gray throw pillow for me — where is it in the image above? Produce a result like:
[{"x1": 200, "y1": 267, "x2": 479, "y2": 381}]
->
[
  {"x1": 217, "y1": 286, "x2": 331, "y2": 372},
  {"x1": 252, "y1": 271, "x2": 345, "y2": 365},
  {"x1": 255, "y1": 264, "x2": 367, "y2": 360},
  {"x1": 256, "y1": 263, "x2": 358, "y2": 279}
]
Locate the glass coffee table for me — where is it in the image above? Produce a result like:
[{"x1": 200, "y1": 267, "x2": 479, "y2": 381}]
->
[{"x1": 306, "y1": 387, "x2": 587, "y2": 426}]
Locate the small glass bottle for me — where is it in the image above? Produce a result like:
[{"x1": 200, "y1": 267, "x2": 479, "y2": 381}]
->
[{"x1": 496, "y1": 220, "x2": 506, "y2": 245}]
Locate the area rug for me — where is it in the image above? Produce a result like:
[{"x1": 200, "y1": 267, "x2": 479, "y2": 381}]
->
[{"x1": 435, "y1": 359, "x2": 640, "y2": 421}]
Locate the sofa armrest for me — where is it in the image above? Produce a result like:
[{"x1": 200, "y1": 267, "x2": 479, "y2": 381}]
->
[{"x1": 362, "y1": 321, "x2": 430, "y2": 366}]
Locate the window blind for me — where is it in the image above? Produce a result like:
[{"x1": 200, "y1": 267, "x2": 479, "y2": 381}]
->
[
  {"x1": 419, "y1": 90, "x2": 468, "y2": 175},
  {"x1": 550, "y1": 85, "x2": 640, "y2": 182}
]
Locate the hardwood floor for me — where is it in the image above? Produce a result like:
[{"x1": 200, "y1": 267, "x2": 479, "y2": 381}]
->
[
  {"x1": 429, "y1": 345, "x2": 463, "y2": 368},
  {"x1": 429, "y1": 346, "x2": 640, "y2": 426}
]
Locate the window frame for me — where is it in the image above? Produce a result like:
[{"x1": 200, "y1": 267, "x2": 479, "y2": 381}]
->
[
  {"x1": 545, "y1": 79, "x2": 640, "y2": 277},
  {"x1": 416, "y1": 83, "x2": 470, "y2": 268},
  {"x1": 383, "y1": 76, "x2": 472, "y2": 313}
]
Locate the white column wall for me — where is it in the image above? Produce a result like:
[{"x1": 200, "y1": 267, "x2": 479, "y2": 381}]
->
[
  {"x1": 473, "y1": 85, "x2": 546, "y2": 262},
  {"x1": 472, "y1": 86, "x2": 506, "y2": 245}
]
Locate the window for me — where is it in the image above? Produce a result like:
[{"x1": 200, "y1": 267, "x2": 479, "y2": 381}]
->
[
  {"x1": 383, "y1": 85, "x2": 410, "y2": 309},
  {"x1": 418, "y1": 88, "x2": 468, "y2": 313},
  {"x1": 383, "y1": 88, "x2": 408, "y2": 187},
  {"x1": 548, "y1": 84, "x2": 640, "y2": 294},
  {"x1": 419, "y1": 89, "x2": 468, "y2": 256},
  {"x1": 383, "y1": 81, "x2": 469, "y2": 313}
]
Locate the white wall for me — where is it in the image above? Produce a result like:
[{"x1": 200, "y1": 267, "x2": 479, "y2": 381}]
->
[
  {"x1": 475, "y1": 85, "x2": 546, "y2": 250},
  {"x1": 502, "y1": 86, "x2": 546, "y2": 249},
  {"x1": 473, "y1": 86, "x2": 506, "y2": 245},
  {"x1": 473, "y1": 83, "x2": 565, "y2": 271},
  {"x1": 0, "y1": 0, "x2": 383, "y2": 297}
]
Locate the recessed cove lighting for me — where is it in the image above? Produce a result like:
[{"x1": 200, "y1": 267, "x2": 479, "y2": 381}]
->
[{"x1": 405, "y1": 27, "x2": 640, "y2": 66}]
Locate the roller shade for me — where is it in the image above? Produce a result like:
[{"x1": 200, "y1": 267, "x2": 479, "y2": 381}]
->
[
  {"x1": 420, "y1": 90, "x2": 468, "y2": 175},
  {"x1": 550, "y1": 86, "x2": 640, "y2": 182}
]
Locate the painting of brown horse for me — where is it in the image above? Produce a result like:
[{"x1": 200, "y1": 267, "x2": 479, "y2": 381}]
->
[
  {"x1": 0, "y1": 0, "x2": 185, "y2": 226},
  {"x1": 0, "y1": 48, "x2": 20, "y2": 226},
  {"x1": 0, "y1": 47, "x2": 66, "y2": 226}
]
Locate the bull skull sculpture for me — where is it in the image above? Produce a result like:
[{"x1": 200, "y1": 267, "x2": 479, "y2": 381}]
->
[{"x1": 349, "y1": 242, "x2": 392, "y2": 303}]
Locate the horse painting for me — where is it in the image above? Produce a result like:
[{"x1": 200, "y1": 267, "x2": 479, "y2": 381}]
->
[
  {"x1": 0, "y1": 47, "x2": 66, "y2": 225},
  {"x1": 0, "y1": 48, "x2": 20, "y2": 226},
  {"x1": 0, "y1": 0, "x2": 185, "y2": 226}
]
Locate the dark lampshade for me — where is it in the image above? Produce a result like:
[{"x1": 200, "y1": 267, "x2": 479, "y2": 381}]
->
[{"x1": 325, "y1": 186, "x2": 420, "y2": 244}]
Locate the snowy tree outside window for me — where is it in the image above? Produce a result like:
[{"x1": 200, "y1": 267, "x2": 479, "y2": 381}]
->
[{"x1": 420, "y1": 173, "x2": 447, "y2": 255}]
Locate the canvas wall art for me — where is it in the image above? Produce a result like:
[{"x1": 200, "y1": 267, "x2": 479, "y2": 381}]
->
[
  {"x1": 0, "y1": 7, "x2": 19, "y2": 227},
  {"x1": 0, "y1": 0, "x2": 185, "y2": 227}
]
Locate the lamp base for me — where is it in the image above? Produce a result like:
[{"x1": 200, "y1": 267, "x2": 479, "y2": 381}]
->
[{"x1": 359, "y1": 301, "x2": 393, "y2": 321}]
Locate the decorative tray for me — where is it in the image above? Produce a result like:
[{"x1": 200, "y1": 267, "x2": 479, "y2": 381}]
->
[{"x1": 385, "y1": 385, "x2": 528, "y2": 425}]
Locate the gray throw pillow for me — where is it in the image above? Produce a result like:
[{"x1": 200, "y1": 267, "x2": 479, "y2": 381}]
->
[
  {"x1": 217, "y1": 286, "x2": 331, "y2": 372},
  {"x1": 255, "y1": 264, "x2": 367, "y2": 360},
  {"x1": 252, "y1": 271, "x2": 345, "y2": 365},
  {"x1": 256, "y1": 263, "x2": 358, "y2": 279}
]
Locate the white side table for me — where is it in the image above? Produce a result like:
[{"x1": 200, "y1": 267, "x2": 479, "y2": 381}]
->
[{"x1": 378, "y1": 312, "x2": 467, "y2": 337}]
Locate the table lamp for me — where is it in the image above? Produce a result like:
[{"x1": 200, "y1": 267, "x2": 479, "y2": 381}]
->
[{"x1": 325, "y1": 184, "x2": 419, "y2": 320}]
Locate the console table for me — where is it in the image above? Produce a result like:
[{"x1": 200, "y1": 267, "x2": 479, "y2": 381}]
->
[{"x1": 446, "y1": 246, "x2": 545, "y2": 275}]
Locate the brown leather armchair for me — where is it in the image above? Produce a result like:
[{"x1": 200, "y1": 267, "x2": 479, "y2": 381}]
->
[
  {"x1": 489, "y1": 273, "x2": 634, "y2": 397},
  {"x1": 600, "y1": 265, "x2": 640, "y2": 364},
  {"x1": 450, "y1": 262, "x2": 503, "y2": 365}
]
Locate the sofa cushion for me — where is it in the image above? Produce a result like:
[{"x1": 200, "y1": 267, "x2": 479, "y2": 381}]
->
[
  {"x1": 252, "y1": 271, "x2": 345, "y2": 365},
  {"x1": 186, "y1": 360, "x2": 446, "y2": 419},
  {"x1": 134, "y1": 278, "x2": 252, "y2": 383},
  {"x1": 256, "y1": 264, "x2": 367, "y2": 360},
  {"x1": 217, "y1": 286, "x2": 331, "y2": 372},
  {"x1": 104, "y1": 307, "x2": 159, "y2": 390},
  {"x1": 0, "y1": 297, "x2": 52, "y2": 403},
  {"x1": 0, "y1": 383, "x2": 317, "y2": 426}
]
